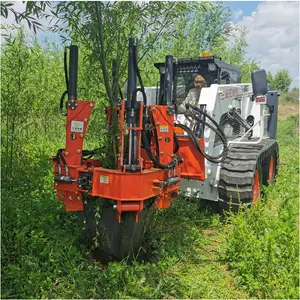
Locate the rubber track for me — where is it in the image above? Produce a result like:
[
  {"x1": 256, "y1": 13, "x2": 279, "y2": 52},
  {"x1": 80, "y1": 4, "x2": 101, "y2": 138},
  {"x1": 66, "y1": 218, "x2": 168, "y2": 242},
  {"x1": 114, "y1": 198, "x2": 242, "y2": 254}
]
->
[{"x1": 218, "y1": 138, "x2": 278, "y2": 207}]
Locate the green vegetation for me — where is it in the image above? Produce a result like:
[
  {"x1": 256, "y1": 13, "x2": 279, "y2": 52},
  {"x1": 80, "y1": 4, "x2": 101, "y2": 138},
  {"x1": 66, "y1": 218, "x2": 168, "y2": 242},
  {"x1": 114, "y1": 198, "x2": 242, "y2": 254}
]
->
[
  {"x1": 224, "y1": 115, "x2": 299, "y2": 298},
  {"x1": 279, "y1": 88, "x2": 300, "y2": 103},
  {"x1": 1, "y1": 4, "x2": 299, "y2": 298},
  {"x1": 267, "y1": 69, "x2": 293, "y2": 93},
  {"x1": 2, "y1": 105, "x2": 299, "y2": 298}
]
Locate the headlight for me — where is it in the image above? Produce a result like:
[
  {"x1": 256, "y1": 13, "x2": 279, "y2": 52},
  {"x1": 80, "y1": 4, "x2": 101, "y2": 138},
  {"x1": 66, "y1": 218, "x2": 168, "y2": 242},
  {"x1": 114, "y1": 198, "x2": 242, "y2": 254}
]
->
[{"x1": 208, "y1": 63, "x2": 216, "y2": 71}]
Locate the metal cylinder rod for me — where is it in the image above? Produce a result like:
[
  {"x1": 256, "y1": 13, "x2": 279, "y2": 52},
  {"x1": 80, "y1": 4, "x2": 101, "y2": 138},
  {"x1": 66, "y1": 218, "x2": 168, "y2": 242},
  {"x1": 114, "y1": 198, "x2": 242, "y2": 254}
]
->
[
  {"x1": 164, "y1": 55, "x2": 174, "y2": 106},
  {"x1": 128, "y1": 123, "x2": 133, "y2": 165},
  {"x1": 68, "y1": 45, "x2": 78, "y2": 101},
  {"x1": 131, "y1": 40, "x2": 139, "y2": 164},
  {"x1": 133, "y1": 124, "x2": 137, "y2": 164},
  {"x1": 126, "y1": 38, "x2": 139, "y2": 166},
  {"x1": 126, "y1": 38, "x2": 138, "y2": 110}
]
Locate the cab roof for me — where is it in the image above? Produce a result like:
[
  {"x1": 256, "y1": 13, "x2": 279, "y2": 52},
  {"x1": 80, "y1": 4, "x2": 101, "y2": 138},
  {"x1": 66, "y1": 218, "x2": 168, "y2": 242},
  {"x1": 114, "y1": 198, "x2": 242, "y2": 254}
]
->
[{"x1": 154, "y1": 56, "x2": 241, "y2": 74}]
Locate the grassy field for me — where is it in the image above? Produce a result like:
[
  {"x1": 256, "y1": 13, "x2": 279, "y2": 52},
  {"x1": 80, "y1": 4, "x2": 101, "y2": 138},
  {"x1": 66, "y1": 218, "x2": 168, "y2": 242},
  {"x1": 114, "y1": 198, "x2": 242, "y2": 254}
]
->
[{"x1": 1, "y1": 111, "x2": 299, "y2": 298}]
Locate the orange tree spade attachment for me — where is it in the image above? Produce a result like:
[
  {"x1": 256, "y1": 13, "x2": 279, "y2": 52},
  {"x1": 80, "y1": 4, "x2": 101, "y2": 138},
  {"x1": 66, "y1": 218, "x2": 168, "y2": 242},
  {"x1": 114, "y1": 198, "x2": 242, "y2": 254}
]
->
[
  {"x1": 51, "y1": 39, "x2": 206, "y2": 260},
  {"x1": 51, "y1": 39, "x2": 279, "y2": 261}
]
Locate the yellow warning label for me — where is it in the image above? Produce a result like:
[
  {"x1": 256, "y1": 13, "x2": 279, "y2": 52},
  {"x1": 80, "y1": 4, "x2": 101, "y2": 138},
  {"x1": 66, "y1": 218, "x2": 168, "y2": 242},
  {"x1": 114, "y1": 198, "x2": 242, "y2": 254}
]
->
[
  {"x1": 100, "y1": 175, "x2": 109, "y2": 184},
  {"x1": 160, "y1": 125, "x2": 169, "y2": 132}
]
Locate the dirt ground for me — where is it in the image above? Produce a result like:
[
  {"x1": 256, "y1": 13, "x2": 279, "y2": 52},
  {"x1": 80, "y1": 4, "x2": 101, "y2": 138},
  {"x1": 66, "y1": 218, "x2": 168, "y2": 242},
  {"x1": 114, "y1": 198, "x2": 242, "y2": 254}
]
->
[{"x1": 278, "y1": 103, "x2": 299, "y2": 120}]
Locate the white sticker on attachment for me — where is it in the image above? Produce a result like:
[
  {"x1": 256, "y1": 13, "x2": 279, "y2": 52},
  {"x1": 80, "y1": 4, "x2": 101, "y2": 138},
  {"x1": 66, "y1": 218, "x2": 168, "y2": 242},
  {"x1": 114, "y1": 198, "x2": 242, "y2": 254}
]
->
[
  {"x1": 71, "y1": 121, "x2": 84, "y2": 132},
  {"x1": 160, "y1": 125, "x2": 169, "y2": 132},
  {"x1": 100, "y1": 175, "x2": 109, "y2": 184}
]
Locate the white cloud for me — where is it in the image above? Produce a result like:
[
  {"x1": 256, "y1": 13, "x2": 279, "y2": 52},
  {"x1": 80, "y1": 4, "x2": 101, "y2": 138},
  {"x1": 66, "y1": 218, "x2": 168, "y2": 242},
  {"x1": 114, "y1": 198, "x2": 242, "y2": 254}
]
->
[
  {"x1": 238, "y1": 1, "x2": 299, "y2": 88},
  {"x1": 232, "y1": 8, "x2": 244, "y2": 21}
]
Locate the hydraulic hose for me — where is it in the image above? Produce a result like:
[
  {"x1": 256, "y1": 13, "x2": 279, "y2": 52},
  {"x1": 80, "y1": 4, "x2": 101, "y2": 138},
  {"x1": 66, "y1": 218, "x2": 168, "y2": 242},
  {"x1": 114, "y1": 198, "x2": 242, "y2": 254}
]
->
[
  {"x1": 60, "y1": 47, "x2": 70, "y2": 114},
  {"x1": 145, "y1": 107, "x2": 182, "y2": 169},
  {"x1": 142, "y1": 129, "x2": 182, "y2": 169},
  {"x1": 132, "y1": 46, "x2": 147, "y2": 106},
  {"x1": 184, "y1": 111, "x2": 227, "y2": 158},
  {"x1": 173, "y1": 132, "x2": 179, "y2": 153},
  {"x1": 64, "y1": 47, "x2": 69, "y2": 88},
  {"x1": 129, "y1": 41, "x2": 182, "y2": 169},
  {"x1": 186, "y1": 104, "x2": 226, "y2": 137},
  {"x1": 176, "y1": 104, "x2": 229, "y2": 163}
]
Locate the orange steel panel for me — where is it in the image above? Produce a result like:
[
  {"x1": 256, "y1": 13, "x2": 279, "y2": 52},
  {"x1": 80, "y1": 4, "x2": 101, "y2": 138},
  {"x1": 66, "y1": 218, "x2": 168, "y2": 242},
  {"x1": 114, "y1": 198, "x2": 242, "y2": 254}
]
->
[
  {"x1": 177, "y1": 136, "x2": 205, "y2": 181},
  {"x1": 64, "y1": 100, "x2": 95, "y2": 165},
  {"x1": 92, "y1": 167, "x2": 181, "y2": 201},
  {"x1": 56, "y1": 190, "x2": 84, "y2": 211},
  {"x1": 53, "y1": 164, "x2": 85, "y2": 211},
  {"x1": 53, "y1": 99, "x2": 95, "y2": 212},
  {"x1": 149, "y1": 106, "x2": 175, "y2": 165}
]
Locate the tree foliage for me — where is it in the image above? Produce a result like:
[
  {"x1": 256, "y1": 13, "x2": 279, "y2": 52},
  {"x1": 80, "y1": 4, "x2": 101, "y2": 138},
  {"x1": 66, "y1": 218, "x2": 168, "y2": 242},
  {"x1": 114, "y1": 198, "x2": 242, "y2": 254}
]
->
[
  {"x1": 49, "y1": 1, "x2": 196, "y2": 105},
  {"x1": 267, "y1": 69, "x2": 292, "y2": 92},
  {"x1": 1, "y1": 1, "x2": 52, "y2": 33}
]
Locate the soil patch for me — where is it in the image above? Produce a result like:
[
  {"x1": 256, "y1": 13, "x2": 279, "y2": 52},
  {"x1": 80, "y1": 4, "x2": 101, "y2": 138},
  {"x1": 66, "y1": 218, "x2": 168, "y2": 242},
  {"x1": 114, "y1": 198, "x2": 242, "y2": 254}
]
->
[{"x1": 278, "y1": 103, "x2": 299, "y2": 120}]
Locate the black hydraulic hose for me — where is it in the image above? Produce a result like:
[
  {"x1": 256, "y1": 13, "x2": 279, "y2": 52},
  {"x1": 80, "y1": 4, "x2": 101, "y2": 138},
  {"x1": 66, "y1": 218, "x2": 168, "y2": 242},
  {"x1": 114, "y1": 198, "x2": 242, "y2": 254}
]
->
[
  {"x1": 148, "y1": 108, "x2": 160, "y2": 160},
  {"x1": 60, "y1": 47, "x2": 69, "y2": 114},
  {"x1": 142, "y1": 129, "x2": 182, "y2": 169},
  {"x1": 174, "y1": 133, "x2": 179, "y2": 153},
  {"x1": 186, "y1": 104, "x2": 228, "y2": 147},
  {"x1": 189, "y1": 116, "x2": 228, "y2": 161},
  {"x1": 82, "y1": 148, "x2": 101, "y2": 157},
  {"x1": 55, "y1": 149, "x2": 68, "y2": 172},
  {"x1": 186, "y1": 104, "x2": 226, "y2": 136},
  {"x1": 59, "y1": 90, "x2": 68, "y2": 114},
  {"x1": 175, "y1": 123, "x2": 227, "y2": 163},
  {"x1": 64, "y1": 47, "x2": 69, "y2": 88},
  {"x1": 185, "y1": 111, "x2": 227, "y2": 155},
  {"x1": 132, "y1": 46, "x2": 147, "y2": 106},
  {"x1": 177, "y1": 104, "x2": 229, "y2": 163}
]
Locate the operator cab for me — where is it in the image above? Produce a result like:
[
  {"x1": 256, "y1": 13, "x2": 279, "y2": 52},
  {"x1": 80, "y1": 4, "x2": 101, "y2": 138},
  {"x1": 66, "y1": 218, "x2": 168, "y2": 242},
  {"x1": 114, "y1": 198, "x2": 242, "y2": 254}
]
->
[{"x1": 154, "y1": 55, "x2": 241, "y2": 106}]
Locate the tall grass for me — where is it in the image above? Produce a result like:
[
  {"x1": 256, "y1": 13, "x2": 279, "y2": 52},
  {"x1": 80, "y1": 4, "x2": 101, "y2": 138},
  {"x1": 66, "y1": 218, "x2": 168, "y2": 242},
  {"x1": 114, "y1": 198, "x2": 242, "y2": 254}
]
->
[
  {"x1": 279, "y1": 88, "x2": 299, "y2": 103},
  {"x1": 2, "y1": 116, "x2": 298, "y2": 299},
  {"x1": 223, "y1": 115, "x2": 299, "y2": 298}
]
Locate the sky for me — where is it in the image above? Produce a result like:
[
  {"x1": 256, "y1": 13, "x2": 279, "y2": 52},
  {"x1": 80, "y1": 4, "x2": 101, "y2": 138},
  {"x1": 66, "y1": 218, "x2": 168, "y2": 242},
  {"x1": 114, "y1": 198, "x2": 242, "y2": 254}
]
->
[
  {"x1": 225, "y1": 0, "x2": 299, "y2": 88},
  {"x1": 1, "y1": 1, "x2": 299, "y2": 88}
]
